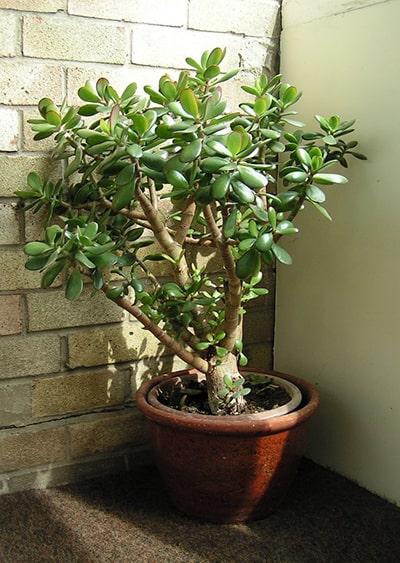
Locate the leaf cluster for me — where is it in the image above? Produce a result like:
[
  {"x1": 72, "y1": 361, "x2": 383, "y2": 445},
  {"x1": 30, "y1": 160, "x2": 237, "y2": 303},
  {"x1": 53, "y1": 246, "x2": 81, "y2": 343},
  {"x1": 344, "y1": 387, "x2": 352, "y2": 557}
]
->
[{"x1": 17, "y1": 47, "x2": 365, "y2": 372}]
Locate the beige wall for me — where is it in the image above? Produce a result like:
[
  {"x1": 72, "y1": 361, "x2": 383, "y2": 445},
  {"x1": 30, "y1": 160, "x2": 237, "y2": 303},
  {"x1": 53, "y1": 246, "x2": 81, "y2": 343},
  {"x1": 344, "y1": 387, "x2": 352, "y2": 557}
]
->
[
  {"x1": 276, "y1": 0, "x2": 400, "y2": 505},
  {"x1": 0, "y1": 1, "x2": 281, "y2": 493}
]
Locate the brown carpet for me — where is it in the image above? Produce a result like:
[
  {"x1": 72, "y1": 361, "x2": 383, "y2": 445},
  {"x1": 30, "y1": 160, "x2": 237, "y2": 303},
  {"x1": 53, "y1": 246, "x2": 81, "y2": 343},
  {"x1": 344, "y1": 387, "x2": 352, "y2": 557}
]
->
[{"x1": 0, "y1": 459, "x2": 399, "y2": 563}]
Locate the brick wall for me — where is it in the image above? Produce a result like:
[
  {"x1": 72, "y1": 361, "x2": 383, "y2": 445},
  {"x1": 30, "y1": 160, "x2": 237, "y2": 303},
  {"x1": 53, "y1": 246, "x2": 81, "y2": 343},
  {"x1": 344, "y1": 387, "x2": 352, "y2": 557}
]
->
[{"x1": 0, "y1": 0, "x2": 281, "y2": 493}]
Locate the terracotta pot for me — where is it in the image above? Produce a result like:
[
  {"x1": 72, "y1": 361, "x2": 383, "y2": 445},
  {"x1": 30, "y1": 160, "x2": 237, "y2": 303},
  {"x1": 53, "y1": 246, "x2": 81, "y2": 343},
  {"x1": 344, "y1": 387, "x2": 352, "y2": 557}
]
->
[{"x1": 136, "y1": 367, "x2": 319, "y2": 523}]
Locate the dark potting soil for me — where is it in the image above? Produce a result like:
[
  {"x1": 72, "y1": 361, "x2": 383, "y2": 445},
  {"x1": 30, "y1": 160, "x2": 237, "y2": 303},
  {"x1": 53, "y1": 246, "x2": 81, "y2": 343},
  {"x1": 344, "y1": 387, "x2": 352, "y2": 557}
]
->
[{"x1": 157, "y1": 376, "x2": 292, "y2": 415}]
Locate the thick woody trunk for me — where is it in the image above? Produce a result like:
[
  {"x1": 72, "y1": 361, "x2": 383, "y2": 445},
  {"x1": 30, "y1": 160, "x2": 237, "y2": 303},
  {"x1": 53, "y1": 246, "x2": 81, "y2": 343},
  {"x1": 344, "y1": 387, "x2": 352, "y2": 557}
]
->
[{"x1": 205, "y1": 352, "x2": 247, "y2": 415}]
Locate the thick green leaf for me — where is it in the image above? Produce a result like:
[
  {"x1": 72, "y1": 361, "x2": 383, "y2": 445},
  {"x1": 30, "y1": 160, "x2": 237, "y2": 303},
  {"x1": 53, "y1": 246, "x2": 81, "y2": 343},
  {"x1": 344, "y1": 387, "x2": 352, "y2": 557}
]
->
[
  {"x1": 179, "y1": 138, "x2": 202, "y2": 163},
  {"x1": 78, "y1": 104, "x2": 100, "y2": 116},
  {"x1": 121, "y1": 81, "x2": 137, "y2": 101},
  {"x1": 41, "y1": 260, "x2": 65, "y2": 289},
  {"x1": 231, "y1": 180, "x2": 254, "y2": 204},
  {"x1": 24, "y1": 241, "x2": 51, "y2": 256},
  {"x1": 75, "y1": 250, "x2": 96, "y2": 269},
  {"x1": 200, "y1": 157, "x2": 229, "y2": 173},
  {"x1": 283, "y1": 170, "x2": 308, "y2": 183},
  {"x1": 207, "y1": 47, "x2": 225, "y2": 66},
  {"x1": 84, "y1": 222, "x2": 99, "y2": 240},
  {"x1": 296, "y1": 148, "x2": 312, "y2": 168},
  {"x1": 272, "y1": 191, "x2": 298, "y2": 212},
  {"x1": 116, "y1": 164, "x2": 135, "y2": 186},
  {"x1": 237, "y1": 165, "x2": 266, "y2": 189},
  {"x1": 25, "y1": 255, "x2": 51, "y2": 270},
  {"x1": 275, "y1": 220, "x2": 298, "y2": 235},
  {"x1": 25, "y1": 171, "x2": 43, "y2": 192},
  {"x1": 141, "y1": 151, "x2": 167, "y2": 171},
  {"x1": 253, "y1": 97, "x2": 268, "y2": 115},
  {"x1": 313, "y1": 173, "x2": 348, "y2": 185},
  {"x1": 112, "y1": 182, "x2": 135, "y2": 211},
  {"x1": 238, "y1": 237, "x2": 256, "y2": 252},
  {"x1": 78, "y1": 85, "x2": 101, "y2": 103},
  {"x1": 255, "y1": 232, "x2": 273, "y2": 252},
  {"x1": 206, "y1": 140, "x2": 232, "y2": 158},
  {"x1": 226, "y1": 131, "x2": 243, "y2": 156},
  {"x1": 306, "y1": 185, "x2": 326, "y2": 203},
  {"x1": 45, "y1": 224, "x2": 63, "y2": 245},
  {"x1": 45, "y1": 109, "x2": 61, "y2": 126},
  {"x1": 204, "y1": 65, "x2": 220, "y2": 80},
  {"x1": 280, "y1": 85, "x2": 298, "y2": 105},
  {"x1": 132, "y1": 114, "x2": 148, "y2": 136},
  {"x1": 211, "y1": 174, "x2": 230, "y2": 199},
  {"x1": 271, "y1": 242, "x2": 292, "y2": 265},
  {"x1": 162, "y1": 282, "x2": 185, "y2": 298},
  {"x1": 180, "y1": 89, "x2": 199, "y2": 118},
  {"x1": 65, "y1": 269, "x2": 83, "y2": 300},
  {"x1": 236, "y1": 248, "x2": 260, "y2": 280},
  {"x1": 195, "y1": 185, "x2": 213, "y2": 205},
  {"x1": 38, "y1": 97, "x2": 54, "y2": 118},
  {"x1": 223, "y1": 206, "x2": 237, "y2": 238},
  {"x1": 310, "y1": 200, "x2": 332, "y2": 221},
  {"x1": 166, "y1": 169, "x2": 189, "y2": 189},
  {"x1": 90, "y1": 252, "x2": 118, "y2": 267}
]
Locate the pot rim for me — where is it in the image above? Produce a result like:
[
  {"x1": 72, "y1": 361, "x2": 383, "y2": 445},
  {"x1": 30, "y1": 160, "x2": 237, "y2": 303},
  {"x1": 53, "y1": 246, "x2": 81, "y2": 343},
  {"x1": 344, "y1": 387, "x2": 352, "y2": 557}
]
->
[{"x1": 136, "y1": 367, "x2": 320, "y2": 436}]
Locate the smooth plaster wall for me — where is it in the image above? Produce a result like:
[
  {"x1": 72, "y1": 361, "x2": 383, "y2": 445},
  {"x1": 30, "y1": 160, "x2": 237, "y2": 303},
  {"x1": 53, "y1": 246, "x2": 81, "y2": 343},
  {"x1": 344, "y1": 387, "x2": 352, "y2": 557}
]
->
[{"x1": 276, "y1": 0, "x2": 400, "y2": 505}]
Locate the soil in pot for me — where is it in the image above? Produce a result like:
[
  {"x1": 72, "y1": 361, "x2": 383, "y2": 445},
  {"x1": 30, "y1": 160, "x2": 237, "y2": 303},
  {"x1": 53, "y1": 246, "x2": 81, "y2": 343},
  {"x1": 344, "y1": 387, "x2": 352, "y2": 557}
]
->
[{"x1": 157, "y1": 374, "x2": 295, "y2": 415}]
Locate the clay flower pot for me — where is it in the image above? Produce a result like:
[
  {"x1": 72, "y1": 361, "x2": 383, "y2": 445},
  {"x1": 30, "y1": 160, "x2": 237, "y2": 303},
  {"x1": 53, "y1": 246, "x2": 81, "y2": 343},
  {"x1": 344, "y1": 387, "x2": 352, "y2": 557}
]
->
[{"x1": 136, "y1": 367, "x2": 319, "y2": 523}]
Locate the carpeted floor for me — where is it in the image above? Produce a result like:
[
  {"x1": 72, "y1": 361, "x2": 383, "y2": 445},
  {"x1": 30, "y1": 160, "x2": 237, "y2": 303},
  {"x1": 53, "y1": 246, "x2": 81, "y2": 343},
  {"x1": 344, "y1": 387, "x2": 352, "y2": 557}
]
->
[{"x1": 0, "y1": 459, "x2": 399, "y2": 563}]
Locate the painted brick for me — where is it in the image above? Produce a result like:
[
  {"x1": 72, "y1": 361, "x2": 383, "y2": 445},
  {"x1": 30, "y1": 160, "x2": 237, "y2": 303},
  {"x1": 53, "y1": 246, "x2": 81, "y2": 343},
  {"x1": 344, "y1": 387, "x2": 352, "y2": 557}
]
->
[
  {"x1": 69, "y1": 409, "x2": 147, "y2": 458},
  {"x1": 0, "y1": 155, "x2": 61, "y2": 197},
  {"x1": 131, "y1": 26, "x2": 232, "y2": 69},
  {"x1": 131, "y1": 25, "x2": 268, "y2": 77},
  {"x1": 244, "y1": 305, "x2": 275, "y2": 344},
  {"x1": 24, "y1": 206, "x2": 58, "y2": 246},
  {"x1": 0, "y1": 60, "x2": 63, "y2": 105},
  {"x1": 0, "y1": 380, "x2": 32, "y2": 427},
  {"x1": 0, "y1": 12, "x2": 20, "y2": 57},
  {"x1": 245, "y1": 341, "x2": 273, "y2": 370},
  {"x1": 67, "y1": 324, "x2": 165, "y2": 369},
  {"x1": 0, "y1": 295, "x2": 22, "y2": 336},
  {"x1": 0, "y1": 453, "x2": 133, "y2": 494},
  {"x1": 68, "y1": 0, "x2": 187, "y2": 26},
  {"x1": 0, "y1": 426, "x2": 68, "y2": 472},
  {"x1": 189, "y1": 0, "x2": 280, "y2": 37},
  {"x1": 0, "y1": 1, "x2": 65, "y2": 11},
  {"x1": 23, "y1": 14, "x2": 128, "y2": 64},
  {"x1": 32, "y1": 368, "x2": 129, "y2": 418},
  {"x1": 0, "y1": 107, "x2": 19, "y2": 151},
  {"x1": 0, "y1": 334, "x2": 60, "y2": 379},
  {"x1": 130, "y1": 355, "x2": 190, "y2": 396},
  {"x1": 0, "y1": 201, "x2": 20, "y2": 245},
  {"x1": 0, "y1": 248, "x2": 41, "y2": 290},
  {"x1": 27, "y1": 288, "x2": 123, "y2": 331}
]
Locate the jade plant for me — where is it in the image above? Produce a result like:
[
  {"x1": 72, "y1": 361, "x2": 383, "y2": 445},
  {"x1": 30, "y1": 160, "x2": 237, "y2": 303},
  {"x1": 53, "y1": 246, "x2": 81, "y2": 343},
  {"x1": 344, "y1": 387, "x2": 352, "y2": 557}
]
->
[{"x1": 17, "y1": 48, "x2": 365, "y2": 415}]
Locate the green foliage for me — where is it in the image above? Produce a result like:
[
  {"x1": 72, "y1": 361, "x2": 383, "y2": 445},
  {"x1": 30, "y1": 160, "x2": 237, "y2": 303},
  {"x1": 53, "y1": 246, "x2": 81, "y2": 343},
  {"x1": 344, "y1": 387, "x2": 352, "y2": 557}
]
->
[{"x1": 17, "y1": 47, "x2": 365, "y2": 391}]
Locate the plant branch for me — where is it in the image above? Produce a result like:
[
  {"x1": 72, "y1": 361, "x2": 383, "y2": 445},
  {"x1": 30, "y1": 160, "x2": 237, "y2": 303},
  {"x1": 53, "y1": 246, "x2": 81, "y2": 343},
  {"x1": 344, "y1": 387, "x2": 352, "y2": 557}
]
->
[
  {"x1": 202, "y1": 204, "x2": 241, "y2": 352},
  {"x1": 133, "y1": 171, "x2": 190, "y2": 287},
  {"x1": 175, "y1": 195, "x2": 196, "y2": 246},
  {"x1": 102, "y1": 284, "x2": 209, "y2": 374}
]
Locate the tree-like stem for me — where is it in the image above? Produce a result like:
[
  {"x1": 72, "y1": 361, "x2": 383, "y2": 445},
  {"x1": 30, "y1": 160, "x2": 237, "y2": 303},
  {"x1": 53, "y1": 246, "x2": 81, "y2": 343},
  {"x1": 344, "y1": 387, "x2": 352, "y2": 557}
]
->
[
  {"x1": 103, "y1": 284, "x2": 210, "y2": 374},
  {"x1": 134, "y1": 177, "x2": 190, "y2": 287},
  {"x1": 202, "y1": 204, "x2": 242, "y2": 352}
]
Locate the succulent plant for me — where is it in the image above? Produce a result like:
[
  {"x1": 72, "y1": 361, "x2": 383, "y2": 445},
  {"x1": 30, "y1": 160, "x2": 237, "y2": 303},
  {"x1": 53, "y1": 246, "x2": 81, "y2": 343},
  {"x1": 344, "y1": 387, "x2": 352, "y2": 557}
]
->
[{"x1": 17, "y1": 47, "x2": 365, "y2": 414}]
